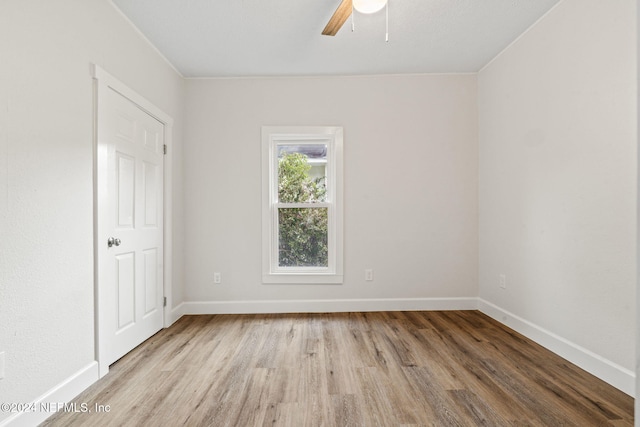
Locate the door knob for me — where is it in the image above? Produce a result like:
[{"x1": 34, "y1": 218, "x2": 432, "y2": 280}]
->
[{"x1": 107, "y1": 237, "x2": 122, "y2": 248}]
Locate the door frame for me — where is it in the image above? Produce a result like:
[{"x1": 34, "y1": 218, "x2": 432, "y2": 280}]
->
[{"x1": 92, "y1": 65, "x2": 174, "y2": 377}]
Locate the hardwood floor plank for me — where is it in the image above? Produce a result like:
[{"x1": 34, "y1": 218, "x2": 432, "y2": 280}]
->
[
  {"x1": 403, "y1": 365, "x2": 472, "y2": 427},
  {"x1": 322, "y1": 319, "x2": 361, "y2": 395},
  {"x1": 42, "y1": 311, "x2": 634, "y2": 427},
  {"x1": 331, "y1": 394, "x2": 363, "y2": 427},
  {"x1": 448, "y1": 389, "x2": 510, "y2": 426},
  {"x1": 355, "y1": 367, "x2": 399, "y2": 426},
  {"x1": 359, "y1": 364, "x2": 422, "y2": 425},
  {"x1": 411, "y1": 328, "x2": 470, "y2": 390}
]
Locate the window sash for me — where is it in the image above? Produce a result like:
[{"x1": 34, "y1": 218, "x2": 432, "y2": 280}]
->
[
  {"x1": 272, "y1": 139, "x2": 334, "y2": 205},
  {"x1": 272, "y1": 204, "x2": 335, "y2": 273},
  {"x1": 271, "y1": 139, "x2": 335, "y2": 273}
]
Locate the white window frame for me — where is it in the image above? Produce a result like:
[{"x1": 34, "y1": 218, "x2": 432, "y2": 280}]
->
[{"x1": 262, "y1": 126, "x2": 344, "y2": 284}]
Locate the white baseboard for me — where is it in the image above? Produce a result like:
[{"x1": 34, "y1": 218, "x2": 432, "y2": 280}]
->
[
  {"x1": 478, "y1": 298, "x2": 635, "y2": 397},
  {"x1": 180, "y1": 297, "x2": 479, "y2": 315},
  {"x1": 169, "y1": 302, "x2": 186, "y2": 325},
  {"x1": 0, "y1": 362, "x2": 99, "y2": 427}
]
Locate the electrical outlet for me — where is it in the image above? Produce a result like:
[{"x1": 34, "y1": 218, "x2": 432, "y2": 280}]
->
[
  {"x1": 499, "y1": 274, "x2": 506, "y2": 289},
  {"x1": 214, "y1": 272, "x2": 221, "y2": 284},
  {"x1": 0, "y1": 352, "x2": 5, "y2": 380},
  {"x1": 365, "y1": 269, "x2": 374, "y2": 281}
]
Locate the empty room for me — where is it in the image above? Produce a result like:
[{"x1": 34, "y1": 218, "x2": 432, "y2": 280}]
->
[{"x1": 1, "y1": 0, "x2": 637, "y2": 425}]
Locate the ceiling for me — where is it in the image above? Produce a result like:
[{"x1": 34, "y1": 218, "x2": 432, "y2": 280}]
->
[{"x1": 111, "y1": 0, "x2": 561, "y2": 78}]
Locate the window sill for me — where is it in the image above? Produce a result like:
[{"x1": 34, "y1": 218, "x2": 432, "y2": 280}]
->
[{"x1": 262, "y1": 274, "x2": 343, "y2": 284}]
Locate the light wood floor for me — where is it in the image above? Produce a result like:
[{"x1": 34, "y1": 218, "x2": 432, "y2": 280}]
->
[{"x1": 42, "y1": 311, "x2": 633, "y2": 426}]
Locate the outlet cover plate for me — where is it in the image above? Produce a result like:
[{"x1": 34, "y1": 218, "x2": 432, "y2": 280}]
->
[{"x1": 365, "y1": 269, "x2": 374, "y2": 281}]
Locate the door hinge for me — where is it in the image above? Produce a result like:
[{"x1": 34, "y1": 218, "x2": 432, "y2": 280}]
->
[
  {"x1": 163, "y1": 297, "x2": 167, "y2": 307},
  {"x1": 163, "y1": 144, "x2": 167, "y2": 155}
]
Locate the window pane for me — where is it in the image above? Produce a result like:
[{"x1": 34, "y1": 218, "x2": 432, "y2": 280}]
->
[
  {"x1": 278, "y1": 207, "x2": 328, "y2": 267},
  {"x1": 277, "y1": 144, "x2": 327, "y2": 203}
]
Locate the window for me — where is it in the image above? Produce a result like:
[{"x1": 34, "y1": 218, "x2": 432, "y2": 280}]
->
[{"x1": 262, "y1": 126, "x2": 343, "y2": 284}]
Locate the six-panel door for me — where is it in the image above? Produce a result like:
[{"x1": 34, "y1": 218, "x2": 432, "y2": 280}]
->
[{"x1": 102, "y1": 87, "x2": 164, "y2": 366}]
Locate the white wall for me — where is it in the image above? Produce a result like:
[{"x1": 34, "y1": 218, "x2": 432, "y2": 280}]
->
[
  {"x1": 478, "y1": 0, "x2": 636, "y2": 385},
  {"x1": 182, "y1": 75, "x2": 478, "y2": 308},
  {"x1": 0, "y1": 0, "x2": 184, "y2": 423}
]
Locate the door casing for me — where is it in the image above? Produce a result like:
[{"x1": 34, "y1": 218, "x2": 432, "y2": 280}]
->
[{"x1": 92, "y1": 65, "x2": 174, "y2": 377}]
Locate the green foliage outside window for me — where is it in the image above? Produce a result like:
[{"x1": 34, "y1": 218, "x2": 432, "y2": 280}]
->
[{"x1": 278, "y1": 153, "x2": 328, "y2": 267}]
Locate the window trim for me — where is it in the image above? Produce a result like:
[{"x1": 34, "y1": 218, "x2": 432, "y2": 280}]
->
[{"x1": 261, "y1": 126, "x2": 344, "y2": 284}]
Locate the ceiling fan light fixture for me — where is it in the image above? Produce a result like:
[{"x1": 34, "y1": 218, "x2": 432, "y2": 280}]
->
[{"x1": 353, "y1": 0, "x2": 387, "y2": 14}]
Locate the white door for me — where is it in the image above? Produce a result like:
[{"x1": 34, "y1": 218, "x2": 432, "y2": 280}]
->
[{"x1": 96, "y1": 82, "x2": 165, "y2": 373}]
